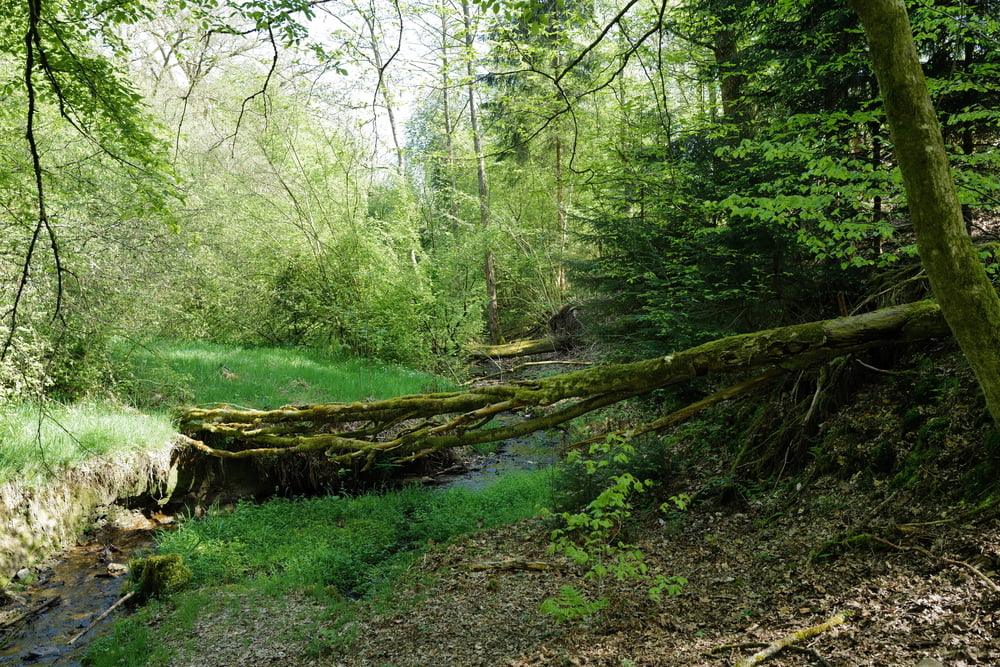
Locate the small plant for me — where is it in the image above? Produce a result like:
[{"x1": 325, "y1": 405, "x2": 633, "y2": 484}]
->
[
  {"x1": 538, "y1": 585, "x2": 609, "y2": 623},
  {"x1": 540, "y1": 435, "x2": 687, "y2": 623}
]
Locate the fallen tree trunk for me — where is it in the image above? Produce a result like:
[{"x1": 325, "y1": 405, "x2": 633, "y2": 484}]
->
[
  {"x1": 465, "y1": 338, "x2": 562, "y2": 358},
  {"x1": 178, "y1": 301, "x2": 949, "y2": 466}
]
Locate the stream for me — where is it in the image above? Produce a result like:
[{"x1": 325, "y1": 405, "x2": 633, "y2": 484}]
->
[
  {"x1": 434, "y1": 419, "x2": 565, "y2": 490},
  {"x1": 0, "y1": 418, "x2": 564, "y2": 665},
  {"x1": 0, "y1": 512, "x2": 170, "y2": 666}
]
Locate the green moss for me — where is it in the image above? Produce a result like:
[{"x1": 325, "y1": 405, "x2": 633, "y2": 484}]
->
[
  {"x1": 900, "y1": 408, "x2": 923, "y2": 434},
  {"x1": 130, "y1": 553, "x2": 192, "y2": 601}
]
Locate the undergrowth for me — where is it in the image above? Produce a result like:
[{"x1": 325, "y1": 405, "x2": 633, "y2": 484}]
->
[{"x1": 83, "y1": 470, "x2": 550, "y2": 666}]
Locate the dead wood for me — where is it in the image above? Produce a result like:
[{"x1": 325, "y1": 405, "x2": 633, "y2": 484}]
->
[
  {"x1": 464, "y1": 360, "x2": 593, "y2": 385},
  {"x1": 466, "y1": 338, "x2": 562, "y2": 358},
  {"x1": 67, "y1": 591, "x2": 135, "y2": 645},
  {"x1": 729, "y1": 610, "x2": 848, "y2": 667},
  {"x1": 1, "y1": 595, "x2": 60, "y2": 629},
  {"x1": 1, "y1": 596, "x2": 61, "y2": 650},
  {"x1": 706, "y1": 642, "x2": 833, "y2": 666},
  {"x1": 177, "y1": 301, "x2": 949, "y2": 467},
  {"x1": 467, "y1": 560, "x2": 570, "y2": 572},
  {"x1": 566, "y1": 367, "x2": 788, "y2": 453}
]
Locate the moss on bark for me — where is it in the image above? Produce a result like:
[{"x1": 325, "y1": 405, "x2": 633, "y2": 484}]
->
[{"x1": 178, "y1": 301, "x2": 951, "y2": 467}]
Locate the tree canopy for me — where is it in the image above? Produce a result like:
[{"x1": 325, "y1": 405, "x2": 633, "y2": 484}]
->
[{"x1": 0, "y1": 0, "x2": 997, "y2": 448}]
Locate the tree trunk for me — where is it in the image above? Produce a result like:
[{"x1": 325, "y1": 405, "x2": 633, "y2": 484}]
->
[
  {"x1": 466, "y1": 338, "x2": 561, "y2": 358},
  {"x1": 440, "y1": 9, "x2": 460, "y2": 228},
  {"x1": 361, "y1": 11, "x2": 404, "y2": 174},
  {"x1": 461, "y1": 0, "x2": 501, "y2": 345},
  {"x1": 850, "y1": 0, "x2": 1000, "y2": 425},
  {"x1": 179, "y1": 301, "x2": 950, "y2": 465}
]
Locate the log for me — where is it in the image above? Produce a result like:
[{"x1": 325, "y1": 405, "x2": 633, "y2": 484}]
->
[
  {"x1": 177, "y1": 301, "x2": 950, "y2": 466},
  {"x1": 466, "y1": 338, "x2": 561, "y2": 358}
]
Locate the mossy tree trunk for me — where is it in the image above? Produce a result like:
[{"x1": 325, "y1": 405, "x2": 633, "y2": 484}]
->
[
  {"x1": 179, "y1": 301, "x2": 950, "y2": 466},
  {"x1": 850, "y1": 0, "x2": 1000, "y2": 425}
]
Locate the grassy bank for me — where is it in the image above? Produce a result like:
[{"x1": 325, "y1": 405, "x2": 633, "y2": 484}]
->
[
  {"x1": 84, "y1": 469, "x2": 553, "y2": 666},
  {"x1": 0, "y1": 402, "x2": 176, "y2": 489},
  {"x1": 113, "y1": 339, "x2": 453, "y2": 410},
  {"x1": 1, "y1": 340, "x2": 454, "y2": 489}
]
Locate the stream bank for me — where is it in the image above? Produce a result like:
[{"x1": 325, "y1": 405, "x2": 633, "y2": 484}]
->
[
  {"x1": 0, "y1": 443, "x2": 176, "y2": 582},
  {"x1": 0, "y1": 415, "x2": 566, "y2": 665},
  {"x1": 0, "y1": 510, "x2": 169, "y2": 666}
]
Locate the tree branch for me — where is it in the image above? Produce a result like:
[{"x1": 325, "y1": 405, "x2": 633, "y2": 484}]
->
[{"x1": 179, "y1": 301, "x2": 950, "y2": 465}]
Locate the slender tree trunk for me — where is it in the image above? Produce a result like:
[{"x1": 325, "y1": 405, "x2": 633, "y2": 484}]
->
[
  {"x1": 462, "y1": 0, "x2": 501, "y2": 344},
  {"x1": 440, "y1": 9, "x2": 460, "y2": 228},
  {"x1": 851, "y1": 0, "x2": 1000, "y2": 424},
  {"x1": 363, "y1": 14, "x2": 404, "y2": 174},
  {"x1": 555, "y1": 133, "x2": 567, "y2": 298}
]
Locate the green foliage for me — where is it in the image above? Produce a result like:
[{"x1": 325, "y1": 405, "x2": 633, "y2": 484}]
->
[
  {"x1": 94, "y1": 471, "x2": 542, "y2": 659},
  {"x1": 152, "y1": 470, "x2": 547, "y2": 597},
  {"x1": 111, "y1": 339, "x2": 453, "y2": 410},
  {"x1": 90, "y1": 471, "x2": 550, "y2": 663},
  {"x1": 540, "y1": 435, "x2": 687, "y2": 623},
  {"x1": 538, "y1": 584, "x2": 608, "y2": 623},
  {"x1": 551, "y1": 424, "x2": 681, "y2": 512}
]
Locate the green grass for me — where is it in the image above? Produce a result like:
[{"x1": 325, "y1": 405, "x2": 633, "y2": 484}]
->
[
  {"x1": 0, "y1": 340, "x2": 452, "y2": 488},
  {"x1": 84, "y1": 470, "x2": 552, "y2": 666},
  {"x1": 112, "y1": 339, "x2": 454, "y2": 410},
  {"x1": 0, "y1": 401, "x2": 176, "y2": 487}
]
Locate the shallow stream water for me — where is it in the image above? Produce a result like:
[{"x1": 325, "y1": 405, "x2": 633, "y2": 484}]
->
[
  {"x1": 0, "y1": 512, "x2": 169, "y2": 666},
  {"x1": 433, "y1": 421, "x2": 565, "y2": 490}
]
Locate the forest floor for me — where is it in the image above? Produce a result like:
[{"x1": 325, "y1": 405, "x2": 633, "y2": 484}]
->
[
  {"x1": 326, "y1": 481, "x2": 1000, "y2": 667},
  {"x1": 156, "y1": 348, "x2": 1000, "y2": 667},
  {"x1": 158, "y1": 465, "x2": 1000, "y2": 667}
]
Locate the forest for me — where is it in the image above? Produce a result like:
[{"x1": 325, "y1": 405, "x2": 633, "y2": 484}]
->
[{"x1": 1, "y1": 0, "x2": 1000, "y2": 664}]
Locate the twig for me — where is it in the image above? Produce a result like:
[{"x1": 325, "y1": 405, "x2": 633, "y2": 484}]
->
[
  {"x1": 0, "y1": 595, "x2": 61, "y2": 629},
  {"x1": 706, "y1": 642, "x2": 832, "y2": 666},
  {"x1": 869, "y1": 536, "x2": 1000, "y2": 594},
  {"x1": 854, "y1": 358, "x2": 911, "y2": 375},
  {"x1": 730, "y1": 610, "x2": 847, "y2": 667},
  {"x1": 67, "y1": 591, "x2": 135, "y2": 645},
  {"x1": 467, "y1": 559, "x2": 569, "y2": 572}
]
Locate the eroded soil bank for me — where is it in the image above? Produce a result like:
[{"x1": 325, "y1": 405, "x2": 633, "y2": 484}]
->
[{"x1": 0, "y1": 444, "x2": 176, "y2": 582}]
